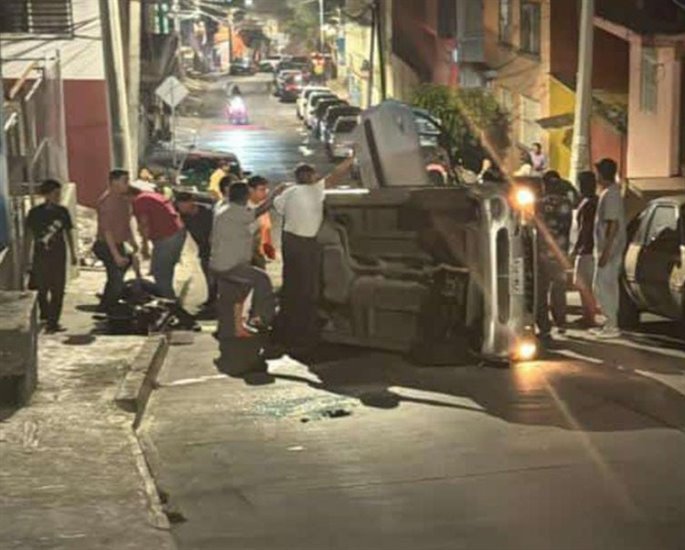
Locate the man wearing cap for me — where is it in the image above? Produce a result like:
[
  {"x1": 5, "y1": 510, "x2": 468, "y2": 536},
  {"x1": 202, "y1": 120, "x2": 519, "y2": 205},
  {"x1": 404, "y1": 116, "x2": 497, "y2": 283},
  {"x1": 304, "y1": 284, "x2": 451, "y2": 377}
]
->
[
  {"x1": 273, "y1": 157, "x2": 354, "y2": 351},
  {"x1": 591, "y1": 158, "x2": 626, "y2": 339},
  {"x1": 129, "y1": 181, "x2": 186, "y2": 299}
]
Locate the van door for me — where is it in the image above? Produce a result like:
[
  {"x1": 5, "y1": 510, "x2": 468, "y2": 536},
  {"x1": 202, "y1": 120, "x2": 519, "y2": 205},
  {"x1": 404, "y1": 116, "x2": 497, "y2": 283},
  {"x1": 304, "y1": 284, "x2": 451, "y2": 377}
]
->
[{"x1": 639, "y1": 205, "x2": 681, "y2": 319}]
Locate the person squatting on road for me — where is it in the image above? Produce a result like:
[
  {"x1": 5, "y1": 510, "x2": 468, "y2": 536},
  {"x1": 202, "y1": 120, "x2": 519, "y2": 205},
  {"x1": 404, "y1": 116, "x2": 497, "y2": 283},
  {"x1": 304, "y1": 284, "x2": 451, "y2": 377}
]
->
[
  {"x1": 535, "y1": 172, "x2": 574, "y2": 340},
  {"x1": 210, "y1": 181, "x2": 284, "y2": 337},
  {"x1": 25, "y1": 180, "x2": 78, "y2": 333},
  {"x1": 272, "y1": 157, "x2": 354, "y2": 351},
  {"x1": 93, "y1": 169, "x2": 137, "y2": 312},
  {"x1": 128, "y1": 181, "x2": 187, "y2": 300},
  {"x1": 571, "y1": 171, "x2": 599, "y2": 328},
  {"x1": 591, "y1": 158, "x2": 627, "y2": 339},
  {"x1": 175, "y1": 192, "x2": 216, "y2": 306}
]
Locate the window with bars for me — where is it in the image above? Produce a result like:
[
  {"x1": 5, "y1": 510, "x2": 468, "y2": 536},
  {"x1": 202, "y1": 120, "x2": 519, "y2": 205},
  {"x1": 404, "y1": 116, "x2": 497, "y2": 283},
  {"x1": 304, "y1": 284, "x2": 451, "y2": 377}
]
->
[
  {"x1": 640, "y1": 47, "x2": 659, "y2": 113},
  {"x1": 499, "y1": 0, "x2": 513, "y2": 44},
  {"x1": 520, "y1": 1, "x2": 541, "y2": 56},
  {"x1": 0, "y1": 0, "x2": 74, "y2": 36}
]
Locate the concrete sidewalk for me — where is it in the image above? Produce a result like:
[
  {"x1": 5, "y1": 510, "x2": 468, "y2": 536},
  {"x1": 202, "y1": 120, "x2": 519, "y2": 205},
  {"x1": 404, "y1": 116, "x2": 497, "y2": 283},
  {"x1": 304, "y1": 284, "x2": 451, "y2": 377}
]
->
[{"x1": 0, "y1": 270, "x2": 176, "y2": 550}]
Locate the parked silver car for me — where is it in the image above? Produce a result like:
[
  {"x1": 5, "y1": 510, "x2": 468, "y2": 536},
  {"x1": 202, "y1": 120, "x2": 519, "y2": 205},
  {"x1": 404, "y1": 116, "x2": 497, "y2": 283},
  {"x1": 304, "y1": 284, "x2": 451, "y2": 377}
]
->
[
  {"x1": 326, "y1": 116, "x2": 358, "y2": 159},
  {"x1": 621, "y1": 195, "x2": 685, "y2": 326}
]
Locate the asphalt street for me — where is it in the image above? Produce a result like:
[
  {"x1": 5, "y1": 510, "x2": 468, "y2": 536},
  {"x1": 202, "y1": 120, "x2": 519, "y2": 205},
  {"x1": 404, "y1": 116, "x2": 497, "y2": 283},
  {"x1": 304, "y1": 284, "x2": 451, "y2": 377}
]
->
[
  {"x1": 176, "y1": 73, "x2": 336, "y2": 185},
  {"x1": 141, "y1": 75, "x2": 685, "y2": 550}
]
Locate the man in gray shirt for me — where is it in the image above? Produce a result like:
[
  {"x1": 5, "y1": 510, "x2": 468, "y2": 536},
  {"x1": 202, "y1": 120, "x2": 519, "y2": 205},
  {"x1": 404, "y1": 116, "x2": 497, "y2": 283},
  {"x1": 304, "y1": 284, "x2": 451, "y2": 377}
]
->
[
  {"x1": 592, "y1": 158, "x2": 627, "y2": 339},
  {"x1": 210, "y1": 181, "x2": 283, "y2": 337}
]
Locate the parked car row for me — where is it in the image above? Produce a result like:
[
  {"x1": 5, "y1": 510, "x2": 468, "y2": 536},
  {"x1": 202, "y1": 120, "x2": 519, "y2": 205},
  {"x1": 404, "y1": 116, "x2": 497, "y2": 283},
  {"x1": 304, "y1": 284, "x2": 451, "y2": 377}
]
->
[{"x1": 292, "y1": 85, "x2": 360, "y2": 160}]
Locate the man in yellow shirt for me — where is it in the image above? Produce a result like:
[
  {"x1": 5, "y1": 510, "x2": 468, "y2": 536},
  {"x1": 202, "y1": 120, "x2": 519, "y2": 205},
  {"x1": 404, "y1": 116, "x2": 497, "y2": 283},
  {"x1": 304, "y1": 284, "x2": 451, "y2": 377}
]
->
[{"x1": 208, "y1": 160, "x2": 231, "y2": 200}]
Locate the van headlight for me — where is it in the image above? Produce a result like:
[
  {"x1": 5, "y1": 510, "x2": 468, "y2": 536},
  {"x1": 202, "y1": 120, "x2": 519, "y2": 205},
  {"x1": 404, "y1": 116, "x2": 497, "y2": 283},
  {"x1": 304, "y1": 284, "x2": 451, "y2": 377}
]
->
[
  {"x1": 513, "y1": 338, "x2": 538, "y2": 362},
  {"x1": 512, "y1": 187, "x2": 536, "y2": 210}
]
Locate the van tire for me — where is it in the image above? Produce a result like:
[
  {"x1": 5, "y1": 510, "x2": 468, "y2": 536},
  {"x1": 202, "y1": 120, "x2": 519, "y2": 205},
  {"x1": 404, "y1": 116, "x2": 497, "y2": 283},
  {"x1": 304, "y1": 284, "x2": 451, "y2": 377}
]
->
[{"x1": 618, "y1": 282, "x2": 640, "y2": 329}]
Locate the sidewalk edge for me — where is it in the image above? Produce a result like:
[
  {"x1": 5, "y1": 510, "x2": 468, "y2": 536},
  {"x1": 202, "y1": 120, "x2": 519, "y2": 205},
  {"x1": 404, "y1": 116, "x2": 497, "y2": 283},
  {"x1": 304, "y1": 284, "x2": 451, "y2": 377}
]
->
[{"x1": 114, "y1": 334, "x2": 169, "y2": 428}]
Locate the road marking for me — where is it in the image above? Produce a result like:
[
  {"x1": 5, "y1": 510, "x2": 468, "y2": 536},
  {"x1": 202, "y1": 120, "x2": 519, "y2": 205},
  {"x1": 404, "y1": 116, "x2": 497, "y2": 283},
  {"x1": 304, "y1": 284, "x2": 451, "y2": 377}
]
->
[
  {"x1": 559, "y1": 330, "x2": 685, "y2": 360},
  {"x1": 553, "y1": 349, "x2": 605, "y2": 364},
  {"x1": 159, "y1": 374, "x2": 228, "y2": 387},
  {"x1": 298, "y1": 145, "x2": 315, "y2": 157}
]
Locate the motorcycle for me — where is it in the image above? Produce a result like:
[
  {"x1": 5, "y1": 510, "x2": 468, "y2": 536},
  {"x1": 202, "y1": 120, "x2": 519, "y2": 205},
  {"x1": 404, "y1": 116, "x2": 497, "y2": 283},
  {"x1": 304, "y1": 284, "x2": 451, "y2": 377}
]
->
[{"x1": 227, "y1": 95, "x2": 249, "y2": 125}]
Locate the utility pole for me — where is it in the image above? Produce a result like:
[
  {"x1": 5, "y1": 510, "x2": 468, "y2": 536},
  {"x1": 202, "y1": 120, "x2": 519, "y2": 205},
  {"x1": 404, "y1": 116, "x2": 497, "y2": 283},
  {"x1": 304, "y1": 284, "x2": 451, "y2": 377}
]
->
[
  {"x1": 374, "y1": 0, "x2": 386, "y2": 101},
  {"x1": 128, "y1": 0, "x2": 142, "y2": 176},
  {"x1": 100, "y1": 0, "x2": 132, "y2": 171},
  {"x1": 319, "y1": 0, "x2": 325, "y2": 52},
  {"x1": 569, "y1": 0, "x2": 595, "y2": 184},
  {"x1": 227, "y1": 8, "x2": 234, "y2": 67},
  {"x1": 367, "y1": 4, "x2": 377, "y2": 107},
  {"x1": 0, "y1": 39, "x2": 17, "y2": 288}
]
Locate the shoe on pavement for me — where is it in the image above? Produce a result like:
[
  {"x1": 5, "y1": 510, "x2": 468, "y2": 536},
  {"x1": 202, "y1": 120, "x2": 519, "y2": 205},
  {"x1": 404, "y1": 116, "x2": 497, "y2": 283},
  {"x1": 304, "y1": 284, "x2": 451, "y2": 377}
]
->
[
  {"x1": 593, "y1": 326, "x2": 621, "y2": 339},
  {"x1": 45, "y1": 324, "x2": 67, "y2": 334}
]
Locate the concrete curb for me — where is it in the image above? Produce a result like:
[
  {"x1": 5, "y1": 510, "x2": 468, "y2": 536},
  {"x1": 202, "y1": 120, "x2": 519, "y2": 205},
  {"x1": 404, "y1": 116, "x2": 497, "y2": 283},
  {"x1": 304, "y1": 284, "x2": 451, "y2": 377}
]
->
[{"x1": 115, "y1": 334, "x2": 169, "y2": 429}]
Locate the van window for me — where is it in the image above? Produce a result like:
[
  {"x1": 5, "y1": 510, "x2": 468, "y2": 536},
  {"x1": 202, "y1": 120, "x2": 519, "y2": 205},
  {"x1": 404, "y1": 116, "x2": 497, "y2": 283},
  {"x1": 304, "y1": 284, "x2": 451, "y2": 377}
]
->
[
  {"x1": 336, "y1": 119, "x2": 358, "y2": 133},
  {"x1": 646, "y1": 205, "x2": 678, "y2": 243}
]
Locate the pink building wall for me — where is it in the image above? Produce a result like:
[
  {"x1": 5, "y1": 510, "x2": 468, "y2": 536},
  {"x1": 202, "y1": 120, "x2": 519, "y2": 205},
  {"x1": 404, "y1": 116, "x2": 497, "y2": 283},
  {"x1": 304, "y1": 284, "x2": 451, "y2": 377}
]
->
[{"x1": 627, "y1": 42, "x2": 683, "y2": 179}]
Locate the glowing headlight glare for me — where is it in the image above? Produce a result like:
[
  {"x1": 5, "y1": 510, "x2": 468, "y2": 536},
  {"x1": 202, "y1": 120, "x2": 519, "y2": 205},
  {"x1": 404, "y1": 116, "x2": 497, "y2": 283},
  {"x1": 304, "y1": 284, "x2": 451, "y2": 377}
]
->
[
  {"x1": 513, "y1": 187, "x2": 536, "y2": 209},
  {"x1": 514, "y1": 340, "x2": 537, "y2": 362}
]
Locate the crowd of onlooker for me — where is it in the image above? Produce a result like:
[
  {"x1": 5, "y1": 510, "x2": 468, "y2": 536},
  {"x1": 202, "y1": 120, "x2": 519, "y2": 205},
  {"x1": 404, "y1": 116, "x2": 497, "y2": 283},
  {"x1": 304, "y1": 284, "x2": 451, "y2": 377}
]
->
[
  {"x1": 24, "y1": 156, "x2": 354, "y2": 355},
  {"x1": 534, "y1": 156, "x2": 626, "y2": 341}
]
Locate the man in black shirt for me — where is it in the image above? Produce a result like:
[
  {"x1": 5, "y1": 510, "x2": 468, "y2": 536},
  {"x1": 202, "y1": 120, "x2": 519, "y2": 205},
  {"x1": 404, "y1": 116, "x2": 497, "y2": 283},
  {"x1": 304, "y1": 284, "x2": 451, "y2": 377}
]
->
[
  {"x1": 175, "y1": 192, "x2": 216, "y2": 305},
  {"x1": 26, "y1": 180, "x2": 77, "y2": 333}
]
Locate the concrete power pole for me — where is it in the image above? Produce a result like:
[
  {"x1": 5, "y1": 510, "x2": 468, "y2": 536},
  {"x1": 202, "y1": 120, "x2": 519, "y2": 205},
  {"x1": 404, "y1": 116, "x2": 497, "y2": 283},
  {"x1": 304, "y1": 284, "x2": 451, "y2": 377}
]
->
[
  {"x1": 569, "y1": 0, "x2": 595, "y2": 184},
  {"x1": 319, "y1": 0, "x2": 325, "y2": 52},
  {"x1": 100, "y1": 0, "x2": 133, "y2": 171},
  {"x1": 375, "y1": 1, "x2": 386, "y2": 101},
  {"x1": 128, "y1": 0, "x2": 142, "y2": 177}
]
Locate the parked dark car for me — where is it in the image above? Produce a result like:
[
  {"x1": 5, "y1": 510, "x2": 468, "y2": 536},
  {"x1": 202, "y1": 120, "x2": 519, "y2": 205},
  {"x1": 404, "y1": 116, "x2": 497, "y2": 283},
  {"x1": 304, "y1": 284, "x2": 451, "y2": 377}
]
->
[
  {"x1": 274, "y1": 60, "x2": 311, "y2": 85},
  {"x1": 311, "y1": 98, "x2": 347, "y2": 137},
  {"x1": 274, "y1": 69, "x2": 303, "y2": 97},
  {"x1": 304, "y1": 92, "x2": 338, "y2": 128},
  {"x1": 147, "y1": 149, "x2": 242, "y2": 192},
  {"x1": 230, "y1": 58, "x2": 256, "y2": 76},
  {"x1": 320, "y1": 105, "x2": 361, "y2": 143},
  {"x1": 280, "y1": 74, "x2": 304, "y2": 102},
  {"x1": 621, "y1": 195, "x2": 685, "y2": 327}
]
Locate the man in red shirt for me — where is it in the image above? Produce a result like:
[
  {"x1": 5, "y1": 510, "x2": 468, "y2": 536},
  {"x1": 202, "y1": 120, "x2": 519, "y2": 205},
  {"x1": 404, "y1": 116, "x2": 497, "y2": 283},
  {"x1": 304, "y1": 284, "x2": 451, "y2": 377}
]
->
[{"x1": 129, "y1": 183, "x2": 186, "y2": 299}]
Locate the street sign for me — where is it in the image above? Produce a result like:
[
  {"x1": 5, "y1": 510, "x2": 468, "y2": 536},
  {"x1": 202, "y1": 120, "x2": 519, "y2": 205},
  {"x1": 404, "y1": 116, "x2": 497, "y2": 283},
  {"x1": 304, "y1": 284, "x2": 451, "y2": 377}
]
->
[{"x1": 155, "y1": 76, "x2": 189, "y2": 109}]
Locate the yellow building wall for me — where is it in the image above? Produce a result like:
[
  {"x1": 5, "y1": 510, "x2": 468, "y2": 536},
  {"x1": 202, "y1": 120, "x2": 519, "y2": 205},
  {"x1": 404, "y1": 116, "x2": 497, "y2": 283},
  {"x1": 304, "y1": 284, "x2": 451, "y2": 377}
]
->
[{"x1": 548, "y1": 77, "x2": 575, "y2": 178}]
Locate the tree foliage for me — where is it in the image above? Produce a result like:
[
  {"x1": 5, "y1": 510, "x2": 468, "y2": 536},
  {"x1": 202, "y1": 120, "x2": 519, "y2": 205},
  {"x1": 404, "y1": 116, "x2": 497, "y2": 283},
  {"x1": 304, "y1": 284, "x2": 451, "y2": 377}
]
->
[{"x1": 411, "y1": 84, "x2": 510, "y2": 156}]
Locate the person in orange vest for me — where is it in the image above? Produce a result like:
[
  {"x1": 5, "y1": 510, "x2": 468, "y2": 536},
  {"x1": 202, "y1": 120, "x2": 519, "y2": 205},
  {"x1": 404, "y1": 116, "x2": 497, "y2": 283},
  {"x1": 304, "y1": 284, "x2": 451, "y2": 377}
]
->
[
  {"x1": 312, "y1": 56, "x2": 326, "y2": 84},
  {"x1": 247, "y1": 175, "x2": 276, "y2": 269}
]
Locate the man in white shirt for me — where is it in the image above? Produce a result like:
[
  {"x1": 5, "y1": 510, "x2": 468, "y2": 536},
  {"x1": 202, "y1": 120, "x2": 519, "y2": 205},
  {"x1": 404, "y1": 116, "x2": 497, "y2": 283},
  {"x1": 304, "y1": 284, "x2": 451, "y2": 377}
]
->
[
  {"x1": 591, "y1": 158, "x2": 627, "y2": 339},
  {"x1": 530, "y1": 142, "x2": 548, "y2": 175},
  {"x1": 211, "y1": 181, "x2": 283, "y2": 337},
  {"x1": 273, "y1": 157, "x2": 354, "y2": 350}
]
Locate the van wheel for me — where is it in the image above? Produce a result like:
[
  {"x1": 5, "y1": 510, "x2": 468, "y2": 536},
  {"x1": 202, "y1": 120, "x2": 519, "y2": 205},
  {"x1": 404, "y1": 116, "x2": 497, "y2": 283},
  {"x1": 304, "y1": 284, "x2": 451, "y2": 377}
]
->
[{"x1": 618, "y1": 282, "x2": 640, "y2": 330}]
